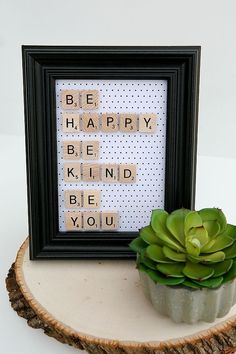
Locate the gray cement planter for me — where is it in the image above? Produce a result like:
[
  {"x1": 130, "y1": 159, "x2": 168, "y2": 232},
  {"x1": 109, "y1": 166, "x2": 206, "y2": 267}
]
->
[{"x1": 139, "y1": 271, "x2": 236, "y2": 324}]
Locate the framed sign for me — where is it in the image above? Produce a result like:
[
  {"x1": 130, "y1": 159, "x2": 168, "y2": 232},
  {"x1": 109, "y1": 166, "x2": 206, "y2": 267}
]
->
[{"x1": 23, "y1": 46, "x2": 201, "y2": 259}]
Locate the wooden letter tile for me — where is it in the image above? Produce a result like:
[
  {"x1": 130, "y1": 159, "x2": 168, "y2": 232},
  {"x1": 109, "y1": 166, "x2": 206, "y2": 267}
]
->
[
  {"x1": 61, "y1": 90, "x2": 80, "y2": 109},
  {"x1": 80, "y1": 90, "x2": 99, "y2": 110},
  {"x1": 83, "y1": 212, "x2": 100, "y2": 230},
  {"x1": 119, "y1": 114, "x2": 138, "y2": 132},
  {"x1": 82, "y1": 141, "x2": 99, "y2": 160},
  {"x1": 62, "y1": 113, "x2": 80, "y2": 133},
  {"x1": 119, "y1": 164, "x2": 137, "y2": 183},
  {"x1": 83, "y1": 190, "x2": 100, "y2": 209},
  {"x1": 64, "y1": 190, "x2": 82, "y2": 209},
  {"x1": 101, "y1": 113, "x2": 118, "y2": 132},
  {"x1": 64, "y1": 163, "x2": 81, "y2": 182},
  {"x1": 101, "y1": 164, "x2": 118, "y2": 183},
  {"x1": 139, "y1": 113, "x2": 157, "y2": 133},
  {"x1": 63, "y1": 141, "x2": 81, "y2": 160},
  {"x1": 82, "y1": 113, "x2": 99, "y2": 132},
  {"x1": 82, "y1": 163, "x2": 100, "y2": 182},
  {"x1": 65, "y1": 211, "x2": 82, "y2": 231},
  {"x1": 101, "y1": 212, "x2": 119, "y2": 230}
]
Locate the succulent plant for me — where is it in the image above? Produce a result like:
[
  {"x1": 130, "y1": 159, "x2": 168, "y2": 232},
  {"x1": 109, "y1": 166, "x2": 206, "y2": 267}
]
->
[{"x1": 130, "y1": 208, "x2": 236, "y2": 289}]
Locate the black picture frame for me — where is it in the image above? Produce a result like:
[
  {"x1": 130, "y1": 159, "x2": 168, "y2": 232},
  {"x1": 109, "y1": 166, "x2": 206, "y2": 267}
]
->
[{"x1": 22, "y1": 46, "x2": 201, "y2": 259}]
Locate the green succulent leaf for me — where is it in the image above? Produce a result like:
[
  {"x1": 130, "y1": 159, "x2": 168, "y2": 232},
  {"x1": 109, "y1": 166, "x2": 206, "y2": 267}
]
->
[
  {"x1": 223, "y1": 241, "x2": 236, "y2": 259},
  {"x1": 187, "y1": 251, "x2": 225, "y2": 264},
  {"x1": 192, "y1": 276, "x2": 224, "y2": 288},
  {"x1": 186, "y1": 237, "x2": 201, "y2": 257},
  {"x1": 139, "y1": 250, "x2": 157, "y2": 270},
  {"x1": 202, "y1": 221, "x2": 220, "y2": 238},
  {"x1": 156, "y1": 263, "x2": 184, "y2": 278},
  {"x1": 201, "y1": 235, "x2": 233, "y2": 253},
  {"x1": 162, "y1": 246, "x2": 186, "y2": 262},
  {"x1": 198, "y1": 208, "x2": 227, "y2": 236},
  {"x1": 222, "y1": 259, "x2": 236, "y2": 284},
  {"x1": 224, "y1": 224, "x2": 236, "y2": 240},
  {"x1": 129, "y1": 237, "x2": 147, "y2": 253},
  {"x1": 183, "y1": 262, "x2": 214, "y2": 280},
  {"x1": 146, "y1": 269, "x2": 185, "y2": 285},
  {"x1": 146, "y1": 245, "x2": 174, "y2": 263},
  {"x1": 184, "y1": 211, "x2": 203, "y2": 236},
  {"x1": 211, "y1": 259, "x2": 233, "y2": 277},
  {"x1": 139, "y1": 225, "x2": 162, "y2": 245},
  {"x1": 200, "y1": 239, "x2": 216, "y2": 253},
  {"x1": 182, "y1": 280, "x2": 200, "y2": 289},
  {"x1": 166, "y1": 208, "x2": 190, "y2": 246},
  {"x1": 188, "y1": 226, "x2": 209, "y2": 248},
  {"x1": 151, "y1": 210, "x2": 185, "y2": 252}
]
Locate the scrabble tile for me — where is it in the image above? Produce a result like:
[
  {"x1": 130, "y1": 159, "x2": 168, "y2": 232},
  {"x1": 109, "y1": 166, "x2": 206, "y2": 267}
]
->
[
  {"x1": 119, "y1": 114, "x2": 138, "y2": 132},
  {"x1": 139, "y1": 113, "x2": 157, "y2": 133},
  {"x1": 101, "y1": 113, "x2": 118, "y2": 132},
  {"x1": 63, "y1": 141, "x2": 81, "y2": 160},
  {"x1": 83, "y1": 212, "x2": 100, "y2": 230},
  {"x1": 101, "y1": 212, "x2": 119, "y2": 230},
  {"x1": 82, "y1": 141, "x2": 99, "y2": 160},
  {"x1": 119, "y1": 164, "x2": 137, "y2": 183},
  {"x1": 64, "y1": 163, "x2": 81, "y2": 182},
  {"x1": 82, "y1": 113, "x2": 99, "y2": 132},
  {"x1": 83, "y1": 190, "x2": 101, "y2": 209},
  {"x1": 64, "y1": 190, "x2": 82, "y2": 208},
  {"x1": 82, "y1": 163, "x2": 100, "y2": 182},
  {"x1": 61, "y1": 90, "x2": 80, "y2": 109},
  {"x1": 62, "y1": 113, "x2": 80, "y2": 133},
  {"x1": 101, "y1": 164, "x2": 118, "y2": 183},
  {"x1": 80, "y1": 90, "x2": 99, "y2": 110},
  {"x1": 65, "y1": 211, "x2": 82, "y2": 231}
]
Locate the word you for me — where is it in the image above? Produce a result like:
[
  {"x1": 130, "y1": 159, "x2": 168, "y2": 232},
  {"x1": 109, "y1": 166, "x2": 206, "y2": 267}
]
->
[{"x1": 65, "y1": 211, "x2": 118, "y2": 231}]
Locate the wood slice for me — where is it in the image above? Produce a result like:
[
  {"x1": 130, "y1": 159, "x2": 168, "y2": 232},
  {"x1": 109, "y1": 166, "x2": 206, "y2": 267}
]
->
[{"x1": 5, "y1": 239, "x2": 236, "y2": 354}]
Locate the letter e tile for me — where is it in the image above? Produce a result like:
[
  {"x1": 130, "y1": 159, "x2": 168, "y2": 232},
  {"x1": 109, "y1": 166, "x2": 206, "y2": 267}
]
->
[{"x1": 81, "y1": 90, "x2": 99, "y2": 110}]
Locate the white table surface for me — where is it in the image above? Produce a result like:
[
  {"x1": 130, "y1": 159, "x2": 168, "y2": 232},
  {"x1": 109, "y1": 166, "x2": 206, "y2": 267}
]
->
[{"x1": 1, "y1": 134, "x2": 236, "y2": 353}]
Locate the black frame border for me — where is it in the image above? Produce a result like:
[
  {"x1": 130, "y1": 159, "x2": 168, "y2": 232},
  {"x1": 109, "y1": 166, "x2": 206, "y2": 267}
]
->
[{"x1": 22, "y1": 46, "x2": 201, "y2": 259}]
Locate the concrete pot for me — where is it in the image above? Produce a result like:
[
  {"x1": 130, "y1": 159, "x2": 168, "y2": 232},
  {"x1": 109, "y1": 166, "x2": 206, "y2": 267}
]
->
[{"x1": 139, "y1": 271, "x2": 236, "y2": 324}]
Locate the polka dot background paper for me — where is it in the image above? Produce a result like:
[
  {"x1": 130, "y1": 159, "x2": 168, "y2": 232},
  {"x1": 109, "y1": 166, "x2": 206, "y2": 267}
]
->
[{"x1": 56, "y1": 79, "x2": 168, "y2": 232}]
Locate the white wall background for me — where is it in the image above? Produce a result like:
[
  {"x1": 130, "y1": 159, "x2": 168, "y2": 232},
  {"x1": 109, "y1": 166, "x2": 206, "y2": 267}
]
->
[
  {"x1": 1, "y1": 1, "x2": 236, "y2": 353},
  {"x1": 0, "y1": 0, "x2": 236, "y2": 158}
]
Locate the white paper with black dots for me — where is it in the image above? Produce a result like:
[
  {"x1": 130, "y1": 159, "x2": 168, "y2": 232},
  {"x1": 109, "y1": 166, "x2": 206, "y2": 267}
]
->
[{"x1": 56, "y1": 79, "x2": 167, "y2": 232}]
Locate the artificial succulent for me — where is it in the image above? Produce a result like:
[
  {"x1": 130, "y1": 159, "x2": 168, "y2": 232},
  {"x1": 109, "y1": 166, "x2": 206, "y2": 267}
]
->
[{"x1": 130, "y1": 208, "x2": 236, "y2": 289}]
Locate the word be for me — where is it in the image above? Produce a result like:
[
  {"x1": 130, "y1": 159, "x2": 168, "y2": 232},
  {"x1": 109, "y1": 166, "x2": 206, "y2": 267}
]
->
[
  {"x1": 62, "y1": 90, "x2": 99, "y2": 110},
  {"x1": 65, "y1": 211, "x2": 118, "y2": 231},
  {"x1": 64, "y1": 163, "x2": 136, "y2": 183},
  {"x1": 65, "y1": 190, "x2": 100, "y2": 209},
  {"x1": 62, "y1": 112, "x2": 157, "y2": 133}
]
